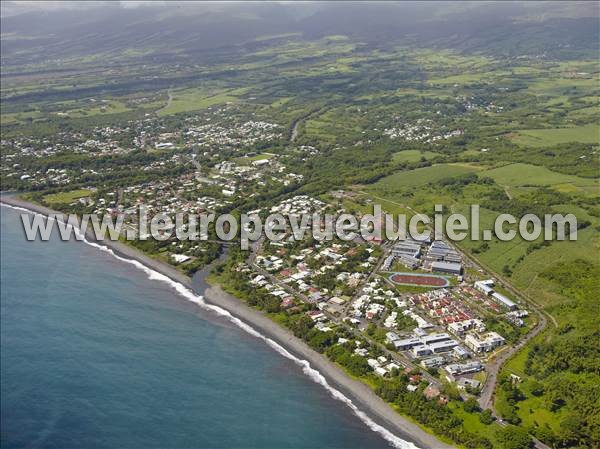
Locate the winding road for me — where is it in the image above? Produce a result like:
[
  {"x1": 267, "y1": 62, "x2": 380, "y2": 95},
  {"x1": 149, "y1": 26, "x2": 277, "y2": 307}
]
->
[{"x1": 156, "y1": 87, "x2": 173, "y2": 115}]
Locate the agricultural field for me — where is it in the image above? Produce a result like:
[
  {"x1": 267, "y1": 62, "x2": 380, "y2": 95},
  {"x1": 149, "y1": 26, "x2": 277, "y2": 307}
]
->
[
  {"x1": 157, "y1": 87, "x2": 247, "y2": 116},
  {"x1": 480, "y1": 163, "x2": 599, "y2": 196},
  {"x1": 510, "y1": 124, "x2": 599, "y2": 147},
  {"x1": 368, "y1": 164, "x2": 482, "y2": 192}
]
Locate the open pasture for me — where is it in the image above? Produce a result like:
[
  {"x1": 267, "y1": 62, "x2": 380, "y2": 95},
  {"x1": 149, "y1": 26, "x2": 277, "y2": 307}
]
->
[{"x1": 510, "y1": 123, "x2": 599, "y2": 147}]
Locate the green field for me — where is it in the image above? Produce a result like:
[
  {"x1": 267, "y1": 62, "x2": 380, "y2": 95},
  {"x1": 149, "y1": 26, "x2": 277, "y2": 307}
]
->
[
  {"x1": 369, "y1": 164, "x2": 481, "y2": 191},
  {"x1": 157, "y1": 87, "x2": 247, "y2": 116},
  {"x1": 392, "y1": 150, "x2": 439, "y2": 163},
  {"x1": 511, "y1": 124, "x2": 599, "y2": 147},
  {"x1": 481, "y1": 163, "x2": 599, "y2": 195},
  {"x1": 447, "y1": 402, "x2": 500, "y2": 446},
  {"x1": 43, "y1": 189, "x2": 92, "y2": 205}
]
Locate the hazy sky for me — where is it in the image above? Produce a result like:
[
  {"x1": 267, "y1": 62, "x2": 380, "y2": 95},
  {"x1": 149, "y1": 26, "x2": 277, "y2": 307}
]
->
[
  {"x1": 2, "y1": 1, "x2": 595, "y2": 20},
  {"x1": 1, "y1": 1, "x2": 176, "y2": 16}
]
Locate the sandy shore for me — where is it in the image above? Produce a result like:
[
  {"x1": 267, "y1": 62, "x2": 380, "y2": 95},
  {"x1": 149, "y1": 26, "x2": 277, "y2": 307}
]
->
[{"x1": 1, "y1": 195, "x2": 454, "y2": 449}]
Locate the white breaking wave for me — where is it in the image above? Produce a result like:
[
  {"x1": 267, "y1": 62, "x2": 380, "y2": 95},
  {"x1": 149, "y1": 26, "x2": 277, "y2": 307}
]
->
[{"x1": 2, "y1": 203, "x2": 420, "y2": 449}]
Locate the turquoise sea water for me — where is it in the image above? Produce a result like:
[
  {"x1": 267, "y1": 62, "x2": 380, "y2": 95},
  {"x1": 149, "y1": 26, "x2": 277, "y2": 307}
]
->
[{"x1": 0, "y1": 206, "x2": 394, "y2": 449}]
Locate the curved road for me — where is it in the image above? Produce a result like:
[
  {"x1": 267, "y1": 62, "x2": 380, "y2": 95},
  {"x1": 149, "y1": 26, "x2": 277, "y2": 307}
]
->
[
  {"x1": 478, "y1": 312, "x2": 547, "y2": 411},
  {"x1": 156, "y1": 87, "x2": 173, "y2": 115}
]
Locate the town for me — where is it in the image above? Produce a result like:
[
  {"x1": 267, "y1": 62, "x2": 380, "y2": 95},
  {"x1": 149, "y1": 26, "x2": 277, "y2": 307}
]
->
[
  {"x1": 2, "y1": 16, "x2": 597, "y2": 447},
  {"x1": 2, "y1": 103, "x2": 533, "y2": 404}
]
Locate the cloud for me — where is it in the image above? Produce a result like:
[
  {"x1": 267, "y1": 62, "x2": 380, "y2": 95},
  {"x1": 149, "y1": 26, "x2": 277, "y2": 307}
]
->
[
  {"x1": 118, "y1": 1, "x2": 168, "y2": 8},
  {"x1": 1, "y1": 1, "x2": 170, "y2": 15}
]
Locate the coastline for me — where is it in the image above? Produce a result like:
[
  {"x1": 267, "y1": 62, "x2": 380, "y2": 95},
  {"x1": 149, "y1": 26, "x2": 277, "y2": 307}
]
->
[{"x1": 0, "y1": 195, "x2": 454, "y2": 449}]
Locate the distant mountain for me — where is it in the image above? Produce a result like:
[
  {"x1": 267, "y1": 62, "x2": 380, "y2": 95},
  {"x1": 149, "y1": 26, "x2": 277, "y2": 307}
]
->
[
  {"x1": 298, "y1": 2, "x2": 599, "y2": 57},
  {"x1": 1, "y1": 1, "x2": 598, "y2": 67},
  {"x1": 1, "y1": 3, "x2": 294, "y2": 65}
]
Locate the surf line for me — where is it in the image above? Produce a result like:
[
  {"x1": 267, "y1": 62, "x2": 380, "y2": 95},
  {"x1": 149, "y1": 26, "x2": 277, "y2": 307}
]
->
[{"x1": 2, "y1": 202, "x2": 419, "y2": 449}]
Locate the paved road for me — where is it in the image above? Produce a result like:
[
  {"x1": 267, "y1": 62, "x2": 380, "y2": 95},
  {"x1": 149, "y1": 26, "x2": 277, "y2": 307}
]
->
[
  {"x1": 454, "y1": 246, "x2": 552, "y2": 412},
  {"x1": 478, "y1": 312, "x2": 547, "y2": 411}
]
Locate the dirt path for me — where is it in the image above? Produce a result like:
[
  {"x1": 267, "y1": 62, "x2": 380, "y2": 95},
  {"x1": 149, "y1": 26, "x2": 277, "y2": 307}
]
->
[{"x1": 291, "y1": 119, "x2": 300, "y2": 141}]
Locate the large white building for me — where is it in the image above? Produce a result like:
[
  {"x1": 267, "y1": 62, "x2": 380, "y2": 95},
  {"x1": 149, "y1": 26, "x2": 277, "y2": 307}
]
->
[
  {"x1": 474, "y1": 279, "x2": 494, "y2": 295},
  {"x1": 448, "y1": 319, "x2": 486, "y2": 336},
  {"x1": 465, "y1": 331, "x2": 505, "y2": 353},
  {"x1": 474, "y1": 279, "x2": 517, "y2": 310}
]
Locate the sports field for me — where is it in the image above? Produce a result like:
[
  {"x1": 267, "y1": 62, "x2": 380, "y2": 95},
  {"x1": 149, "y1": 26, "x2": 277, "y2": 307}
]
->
[{"x1": 389, "y1": 272, "x2": 449, "y2": 287}]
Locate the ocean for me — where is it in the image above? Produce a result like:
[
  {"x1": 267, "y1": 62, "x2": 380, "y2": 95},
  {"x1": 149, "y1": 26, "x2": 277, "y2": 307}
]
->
[{"x1": 0, "y1": 205, "x2": 395, "y2": 449}]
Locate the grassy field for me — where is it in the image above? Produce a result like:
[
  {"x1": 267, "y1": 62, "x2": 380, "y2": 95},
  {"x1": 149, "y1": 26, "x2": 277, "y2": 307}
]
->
[
  {"x1": 526, "y1": 76, "x2": 599, "y2": 97},
  {"x1": 392, "y1": 150, "x2": 440, "y2": 163},
  {"x1": 368, "y1": 164, "x2": 481, "y2": 191},
  {"x1": 447, "y1": 402, "x2": 500, "y2": 446},
  {"x1": 61, "y1": 100, "x2": 132, "y2": 118},
  {"x1": 363, "y1": 164, "x2": 486, "y2": 221},
  {"x1": 500, "y1": 334, "x2": 568, "y2": 433},
  {"x1": 1, "y1": 110, "x2": 43, "y2": 125},
  {"x1": 157, "y1": 87, "x2": 246, "y2": 116},
  {"x1": 480, "y1": 163, "x2": 599, "y2": 195},
  {"x1": 43, "y1": 189, "x2": 92, "y2": 205},
  {"x1": 2, "y1": 98, "x2": 145, "y2": 126},
  {"x1": 510, "y1": 124, "x2": 599, "y2": 147}
]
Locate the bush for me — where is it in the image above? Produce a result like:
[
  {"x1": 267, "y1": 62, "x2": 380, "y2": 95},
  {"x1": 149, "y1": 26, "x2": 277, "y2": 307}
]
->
[
  {"x1": 464, "y1": 397, "x2": 480, "y2": 413},
  {"x1": 495, "y1": 426, "x2": 533, "y2": 449},
  {"x1": 479, "y1": 409, "x2": 495, "y2": 425}
]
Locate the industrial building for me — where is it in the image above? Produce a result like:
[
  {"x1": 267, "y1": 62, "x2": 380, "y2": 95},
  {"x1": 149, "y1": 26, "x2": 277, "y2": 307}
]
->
[
  {"x1": 394, "y1": 332, "x2": 459, "y2": 356},
  {"x1": 381, "y1": 255, "x2": 395, "y2": 271},
  {"x1": 426, "y1": 240, "x2": 462, "y2": 264},
  {"x1": 391, "y1": 240, "x2": 422, "y2": 269},
  {"x1": 431, "y1": 261, "x2": 462, "y2": 275},
  {"x1": 453, "y1": 346, "x2": 471, "y2": 360},
  {"x1": 473, "y1": 279, "x2": 517, "y2": 310},
  {"x1": 491, "y1": 292, "x2": 517, "y2": 310},
  {"x1": 421, "y1": 332, "x2": 452, "y2": 345},
  {"x1": 474, "y1": 279, "x2": 494, "y2": 295},
  {"x1": 412, "y1": 345, "x2": 433, "y2": 357},
  {"x1": 392, "y1": 240, "x2": 422, "y2": 258},
  {"x1": 393, "y1": 337, "x2": 422, "y2": 351},
  {"x1": 386, "y1": 332, "x2": 400, "y2": 344}
]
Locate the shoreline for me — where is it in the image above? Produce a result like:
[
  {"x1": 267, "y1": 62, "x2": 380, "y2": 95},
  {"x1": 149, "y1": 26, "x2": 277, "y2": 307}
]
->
[{"x1": 0, "y1": 195, "x2": 454, "y2": 449}]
